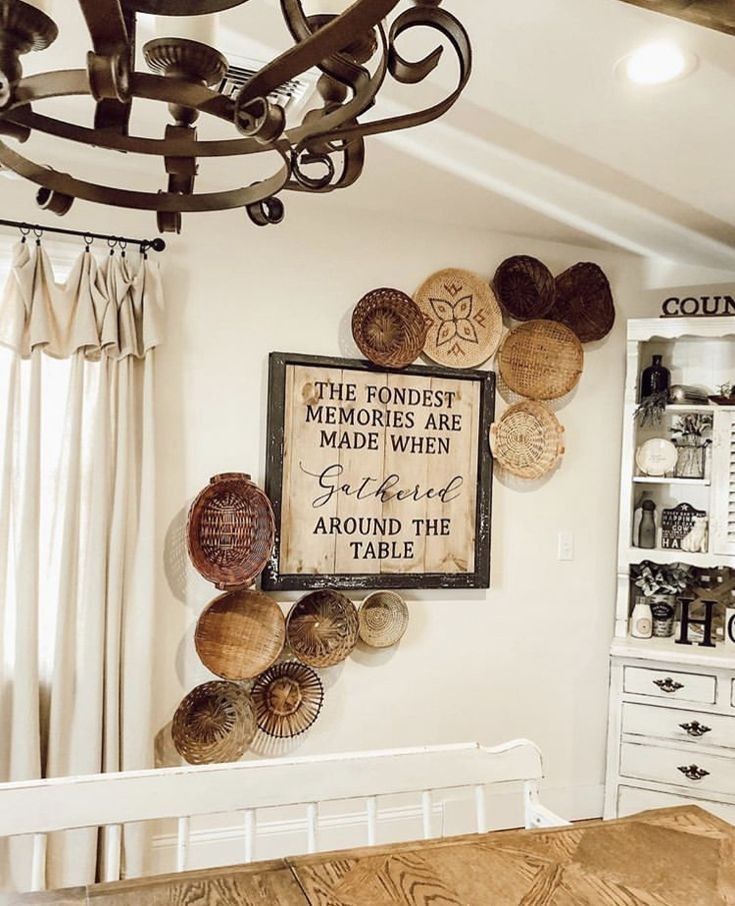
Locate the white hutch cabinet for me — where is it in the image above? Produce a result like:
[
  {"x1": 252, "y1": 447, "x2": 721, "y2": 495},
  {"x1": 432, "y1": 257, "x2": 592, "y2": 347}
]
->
[{"x1": 604, "y1": 317, "x2": 735, "y2": 823}]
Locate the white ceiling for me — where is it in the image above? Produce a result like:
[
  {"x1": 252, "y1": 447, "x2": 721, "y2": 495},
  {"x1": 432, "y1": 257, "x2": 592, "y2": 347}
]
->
[{"x1": 9, "y1": 0, "x2": 735, "y2": 266}]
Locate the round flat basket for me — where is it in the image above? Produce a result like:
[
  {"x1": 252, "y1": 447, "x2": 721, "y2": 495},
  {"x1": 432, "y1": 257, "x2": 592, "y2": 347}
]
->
[
  {"x1": 195, "y1": 589, "x2": 285, "y2": 681},
  {"x1": 187, "y1": 473, "x2": 275, "y2": 590},
  {"x1": 493, "y1": 256, "x2": 555, "y2": 322},
  {"x1": 352, "y1": 288, "x2": 427, "y2": 369},
  {"x1": 489, "y1": 402, "x2": 565, "y2": 480},
  {"x1": 286, "y1": 589, "x2": 359, "y2": 668},
  {"x1": 497, "y1": 320, "x2": 584, "y2": 401},
  {"x1": 172, "y1": 681, "x2": 256, "y2": 765},
  {"x1": 414, "y1": 268, "x2": 503, "y2": 368},
  {"x1": 358, "y1": 592, "x2": 409, "y2": 648},
  {"x1": 251, "y1": 661, "x2": 324, "y2": 739},
  {"x1": 548, "y1": 262, "x2": 615, "y2": 343}
]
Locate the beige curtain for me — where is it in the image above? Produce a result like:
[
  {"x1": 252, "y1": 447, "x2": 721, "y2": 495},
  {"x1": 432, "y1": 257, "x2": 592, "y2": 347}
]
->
[{"x1": 0, "y1": 240, "x2": 164, "y2": 891}]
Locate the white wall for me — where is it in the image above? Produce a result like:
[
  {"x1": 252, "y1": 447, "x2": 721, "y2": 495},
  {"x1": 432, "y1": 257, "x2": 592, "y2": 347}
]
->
[
  {"x1": 0, "y1": 179, "x2": 694, "y2": 860},
  {"x1": 147, "y1": 199, "x2": 657, "y2": 826}
]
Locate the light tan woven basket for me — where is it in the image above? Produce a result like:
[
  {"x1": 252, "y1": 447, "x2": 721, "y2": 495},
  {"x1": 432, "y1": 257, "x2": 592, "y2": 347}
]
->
[
  {"x1": 286, "y1": 589, "x2": 359, "y2": 668},
  {"x1": 414, "y1": 268, "x2": 503, "y2": 369},
  {"x1": 359, "y1": 592, "x2": 409, "y2": 648},
  {"x1": 195, "y1": 589, "x2": 285, "y2": 681},
  {"x1": 490, "y1": 401, "x2": 565, "y2": 480},
  {"x1": 497, "y1": 320, "x2": 583, "y2": 400},
  {"x1": 352, "y1": 288, "x2": 427, "y2": 369},
  {"x1": 171, "y1": 681, "x2": 256, "y2": 765}
]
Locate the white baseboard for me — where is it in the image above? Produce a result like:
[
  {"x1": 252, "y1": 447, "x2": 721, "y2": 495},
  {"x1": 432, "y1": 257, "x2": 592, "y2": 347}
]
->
[{"x1": 149, "y1": 783, "x2": 604, "y2": 876}]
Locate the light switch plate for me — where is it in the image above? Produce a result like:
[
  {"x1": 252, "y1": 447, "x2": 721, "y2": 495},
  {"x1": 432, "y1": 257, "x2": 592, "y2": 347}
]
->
[{"x1": 558, "y1": 532, "x2": 575, "y2": 561}]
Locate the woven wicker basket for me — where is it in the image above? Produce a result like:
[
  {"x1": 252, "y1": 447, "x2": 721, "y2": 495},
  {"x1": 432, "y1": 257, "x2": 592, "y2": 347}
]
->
[
  {"x1": 358, "y1": 592, "x2": 409, "y2": 648},
  {"x1": 497, "y1": 320, "x2": 584, "y2": 401},
  {"x1": 195, "y1": 589, "x2": 285, "y2": 681},
  {"x1": 493, "y1": 256, "x2": 555, "y2": 322},
  {"x1": 352, "y1": 288, "x2": 427, "y2": 369},
  {"x1": 490, "y1": 401, "x2": 565, "y2": 480},
  {"x1": 187, "y1": 473, "x2": 275, "y2": 590},
  {"x1": 251, "y1": 661, "x2": 324, "y2": 739},
  {"x1": 549, "y1": 262, "x2": 615, "y2": 343},
  {"x1": 414, "y1": 269, "x2": 503, "y2": 369},
  {"x1": 172, "y1": 681, "x2": 256, "y2": 765},
  {"x1": 286, "y1": 589, "x2": 359, "y2": 668}
]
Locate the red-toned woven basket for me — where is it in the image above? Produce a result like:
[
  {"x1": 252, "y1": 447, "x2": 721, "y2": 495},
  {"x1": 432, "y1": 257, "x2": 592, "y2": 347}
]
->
[{"x1": 187, "y1": 473, "x2": 275, "y2": 589}]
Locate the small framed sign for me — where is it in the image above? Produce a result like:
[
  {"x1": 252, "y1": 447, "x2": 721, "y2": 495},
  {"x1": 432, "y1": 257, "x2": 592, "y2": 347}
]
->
[
  {"x1": 661, "y1": 502, "x2": 707, "y2": 551},
  {"x1": 262, "y1": 352, "x2": 495, "y2": 591}
]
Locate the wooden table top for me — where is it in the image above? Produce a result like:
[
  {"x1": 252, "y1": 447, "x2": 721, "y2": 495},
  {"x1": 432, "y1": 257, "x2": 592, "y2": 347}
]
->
[{"x1": 6, "y1": 806, "x2": 735, "y2": 906}]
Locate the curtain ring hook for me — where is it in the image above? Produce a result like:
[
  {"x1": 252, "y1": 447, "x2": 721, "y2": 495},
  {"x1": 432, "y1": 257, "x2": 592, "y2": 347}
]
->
[
  {"x1": 108, "y1": 237, "x2": 117, "y2": 256},
  {"x1": 19, "y1": 225, "x2": 31, "y2": 243},
  {"x1": 33, "y1": 226, "x2": 43, "y2": 246},
  {"x1": 119, "y1": 239, "x2": 127, "y2": 258},
  {"x1": 83, "y1": 232, "x2": 94, "y2": 253}
]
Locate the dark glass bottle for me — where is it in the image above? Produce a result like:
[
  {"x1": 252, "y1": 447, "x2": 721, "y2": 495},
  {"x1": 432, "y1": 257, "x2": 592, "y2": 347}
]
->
[
  {"x1": 640, "y1": 355, "x2": 670, "y2": 401},
  {"x1": 638, "y1": 499, "x2": 656, "y2": 549}
]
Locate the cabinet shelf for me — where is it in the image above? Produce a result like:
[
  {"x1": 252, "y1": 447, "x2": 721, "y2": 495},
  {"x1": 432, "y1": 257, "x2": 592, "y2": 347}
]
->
[
  {"x1": 633, "y1": 477, "x2": 710, "y2": 487},
  {"x1": 622, "y1": 547, "x2": 734, "y2": 569}
]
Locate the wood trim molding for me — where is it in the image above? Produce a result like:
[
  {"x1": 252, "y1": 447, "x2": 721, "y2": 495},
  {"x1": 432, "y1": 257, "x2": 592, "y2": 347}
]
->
[{"x1": 617, "y1": 0, "x2": 735, "y2": 37}]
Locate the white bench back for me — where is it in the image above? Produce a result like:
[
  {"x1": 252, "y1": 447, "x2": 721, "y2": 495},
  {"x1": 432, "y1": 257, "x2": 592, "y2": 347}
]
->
[{"x1": 0, "y1": 738, "x2": 566, "y2": 892}]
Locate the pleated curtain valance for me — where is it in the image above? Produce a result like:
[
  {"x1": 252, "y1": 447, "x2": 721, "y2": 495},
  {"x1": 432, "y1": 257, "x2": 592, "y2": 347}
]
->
[{"x1": 0, "y1": 241, "x2": 164, "y2": 361}]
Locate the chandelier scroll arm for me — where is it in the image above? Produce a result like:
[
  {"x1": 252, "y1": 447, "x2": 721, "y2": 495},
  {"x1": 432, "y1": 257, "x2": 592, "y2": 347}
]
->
[
  {"x1": 236, "y1": 0, "x2": 399, "y2": 116},
  {"x1": 310, "y1": 5, "x2": 471, "y2": 145}
]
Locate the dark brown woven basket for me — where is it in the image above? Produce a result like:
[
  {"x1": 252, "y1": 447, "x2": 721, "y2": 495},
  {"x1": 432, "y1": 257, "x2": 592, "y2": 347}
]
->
[
  {"x1": 352, "y1": 288, "x2": 428, "y2": 369},
  {"x1": 187, "y1": 473, "x2": 275, "y2": 589},
  {"x1": 493, "y1": 256, "x2": 555, "y2": 322},
  {"x1": 286, "y1": 589, "x2": 359, "y2": 668},
  {"x1": 548, "y1": 262, "x2": 615, "y2": 343},
  {"x1": 251, "y1": 661, "x2": 324, "y2": 739},
  {"x1": 172, "y1": 681, "x2": 256, "y2": 765},
  {"x1": 195, "y1": 589, "x2": 286, "y2": 681}
]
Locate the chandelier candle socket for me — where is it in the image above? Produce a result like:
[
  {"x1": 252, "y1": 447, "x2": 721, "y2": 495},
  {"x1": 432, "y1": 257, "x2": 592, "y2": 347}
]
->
[{"x1": 0, "y1": 0, "x2": 472, "y2": 233}]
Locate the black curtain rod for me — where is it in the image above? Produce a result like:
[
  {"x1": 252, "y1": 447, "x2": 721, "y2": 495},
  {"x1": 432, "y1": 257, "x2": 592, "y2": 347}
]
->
[{"x1": 0, "y1": 218, "x2": 166, "y2": 253}]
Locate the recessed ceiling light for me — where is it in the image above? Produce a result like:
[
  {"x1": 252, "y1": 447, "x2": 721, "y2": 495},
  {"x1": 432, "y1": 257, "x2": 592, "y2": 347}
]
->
[{"x1": 622, "y1": 41, "x2": 696, "y2": 85}]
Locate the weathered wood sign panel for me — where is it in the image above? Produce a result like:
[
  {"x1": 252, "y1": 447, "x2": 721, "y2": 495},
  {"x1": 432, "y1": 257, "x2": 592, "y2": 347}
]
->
[{"x1": 263, "y1": 353, "x2": 494, "y2": 590}]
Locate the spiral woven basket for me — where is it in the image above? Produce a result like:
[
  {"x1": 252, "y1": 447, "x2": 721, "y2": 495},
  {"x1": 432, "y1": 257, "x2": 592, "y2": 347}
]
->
[
  {"x1": 187, "y1": 473, "x2": 275, "y2": 590},
  {"x1": 251, "y1": 661, "x2": 325, "y2": 739},
  {"x1": 414, "y1": 268, "x2": 503, "y2": 369},
  {"x1": 358, "y1": 592, "x2": 409, "y2": 648},
  {"x1": 195, "y1": 589, "x2": 285, "y2": 681},
  {"x1": 172, "y1": 681, "x2": 256, "y2": 765},
  {"x1": 489, "y1": 401, "x2": 565, "y2": 480},
  {"x1": 548, "y1": 262, "x2": 615, "y2": 343},
  {"x1": 493, "y1": 256, "x2": 555, "y2": 322},
  {"x1": 497, "y1": 320, "x2": 584, "y2": 401},
  {"x1": 286, "y1": 589, "x2": 359, "y2": 668},
  {"x1": 352, "y1": 288, "x2": 428, "y2": 369}
]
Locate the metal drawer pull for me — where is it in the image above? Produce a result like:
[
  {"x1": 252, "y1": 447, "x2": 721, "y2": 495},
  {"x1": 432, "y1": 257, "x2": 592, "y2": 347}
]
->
[
  {"x1": 654, "y1": 678, "x2": 684, "y2": 694},
  {"x1": 677, "y1": 765, "x2": 710, "y2": 782},
  {"x1": 679, "y1": 721, "x2": 712, "y2": 738}
]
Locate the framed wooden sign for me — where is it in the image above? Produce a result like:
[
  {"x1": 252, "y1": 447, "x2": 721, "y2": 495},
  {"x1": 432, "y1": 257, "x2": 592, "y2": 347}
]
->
[{"x1": 262, "y1": 352, "x2": 495, "y2": 591}]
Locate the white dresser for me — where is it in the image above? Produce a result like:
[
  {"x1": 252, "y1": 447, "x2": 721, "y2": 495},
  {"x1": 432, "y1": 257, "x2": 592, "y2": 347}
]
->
[{"x1": 604, "y1": 317, "x2": 735, "y2": 820}]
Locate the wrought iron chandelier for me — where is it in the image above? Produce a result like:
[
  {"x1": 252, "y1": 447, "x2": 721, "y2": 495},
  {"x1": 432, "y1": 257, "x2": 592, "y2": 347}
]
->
[{"x1": 0, "y1": 0, "x2": 471, "y2": 233}]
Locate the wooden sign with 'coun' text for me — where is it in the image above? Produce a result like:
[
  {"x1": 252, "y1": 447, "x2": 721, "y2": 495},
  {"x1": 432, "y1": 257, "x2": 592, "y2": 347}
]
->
[{"x1": 262, "y1": 353, "x2": 494, "y2": 591}]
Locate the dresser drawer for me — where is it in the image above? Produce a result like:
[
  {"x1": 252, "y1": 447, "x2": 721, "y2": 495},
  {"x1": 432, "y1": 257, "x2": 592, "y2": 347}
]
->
[
  {"x1": 623, "y1": 666, "x2": 716, "y2": 704},
  {"x1": 622, "y1": 703, "x2": 735, "y2": 749},
  {"x1": 618, "y1": 785, "x2": 735, "y2": 826},
  {"x1": 621, "y1": 742, "x2": 735, "y2": 796}
]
